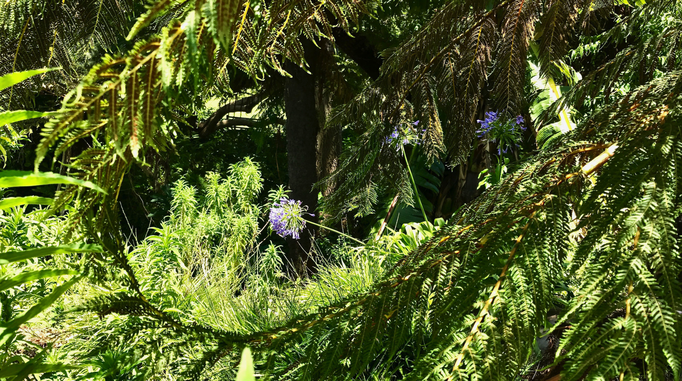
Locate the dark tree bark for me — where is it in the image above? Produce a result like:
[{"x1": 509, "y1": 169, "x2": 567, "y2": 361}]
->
[
  {"x1": 316, "y1": 118, "x2": 341, "y2": 195},
  {"x1": 284, "y1": 38, "x2": 322, "y2": 277},
  {"x1": 315, "y1": 40, "x2": 342, "y2": 197}
]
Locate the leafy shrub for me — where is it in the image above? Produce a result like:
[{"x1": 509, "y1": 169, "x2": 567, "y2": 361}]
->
[{"x1": 129, "y1": 158, "x2": 263, "y2": 315}]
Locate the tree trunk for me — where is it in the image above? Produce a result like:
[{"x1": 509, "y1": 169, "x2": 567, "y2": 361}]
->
[
  {"x1": 315, "y1": 40, "x2": 341, "y2": 197},
  {"x1": 284, "y1": 38, "x2": 321, "y2": 277}
]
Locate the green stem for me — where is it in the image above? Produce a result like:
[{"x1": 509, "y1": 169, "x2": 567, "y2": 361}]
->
[
  {"x1": 401, "y1": 144, "x2": 428, "y2": 221},
  {"x1": 305, "y1": 220, "x2": 366, "y2": 246}
]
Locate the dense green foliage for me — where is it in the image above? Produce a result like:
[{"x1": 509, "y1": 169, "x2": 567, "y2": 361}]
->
[{"x1": 2, "y1": 0, "x2": 682, "y2": 380}]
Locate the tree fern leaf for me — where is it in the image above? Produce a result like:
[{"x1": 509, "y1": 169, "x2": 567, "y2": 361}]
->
[
  {"x1": 534, "y1": 0, "x2": 591, "y2": 79},
  {"x1": 127, "y1": 0, "x2": 181, "y2": 40},
  {"x1": 594, "y1": 318, "x2": 640, "y2": 380},
  {"x1": 125, "y1": 64, "x2": 140, "y2": 158},
  {"x1": 204, "y1": 0, "x2": 241, "y2": 51},
  {"x1": 632, "y1": 293, "x2": 669, "y2": 380},
  {"x1": 418, "y1": 76, "x2": 444, "y2": 160},
  {"x1": 631, "y1": 258, "x2": 682, "y2": 379},
  {"x1": 492, "y1": 0, "x2": 539, "y2": 114},
  {"x1": 562, "y1": 317, "x2": 639, "y2": 381},
  {"x1": 142, "y1": 55, "x2": 161, "y2": 145}
]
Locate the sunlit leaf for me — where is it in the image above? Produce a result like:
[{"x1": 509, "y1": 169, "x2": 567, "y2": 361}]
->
[
  {"x1": 0, "y1": 171, "x2": 105, "y2": 193},
  {"x1": 0, "y1": 196, "x2": 52, "y2": 210},
  {"x1": 0, "y1": 110, "x2": 59, "y2": 127},
  {"x1": 236, "y1": 347, "x2": 256, "y2": 381},
  {"x1": 0, "y1": 269, "x2": 79, "y2": 292},
  {"x1": 0, "y1": 244, "x2": 102, "y2": 265},
  {"x1": 0, "y1": 68, "x2": 60, "y2": 92}
]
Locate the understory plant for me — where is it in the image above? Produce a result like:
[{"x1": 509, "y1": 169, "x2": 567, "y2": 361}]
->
[
  {"x1": 476, "y1": 111, "x2": 526, "y2": 156},
  {"x1": 53, "y1": 158, "x2": 404, "y2": 379},
  {"x1": 129, "y1": 158, "x2": 263, "y2": 313}
]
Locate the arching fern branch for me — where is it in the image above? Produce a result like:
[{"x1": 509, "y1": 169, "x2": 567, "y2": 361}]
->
[{"x1": 242, "y1": 70, "x2": 682, "y2": 380}]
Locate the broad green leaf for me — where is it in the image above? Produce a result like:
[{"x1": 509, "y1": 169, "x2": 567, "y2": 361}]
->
[
  {"x1": 236, "y1": 347, "x2": 256, "y2": 381},
  {"x1": 0, "y1": 269, "x2": 79, "y2": 292},
  {"x1": 0, "y1": 171, "x2": 106, "y2": 193},
  {"x1": 0, "y1": 68, "x2": 60, "y2": 92},
  {"x1": 0, "y1": 244, "x2": 102, "y2": 265},
  {"x1": 0, "y1": 362, "x2": 77, "y2": 378},
  {"x1": 0, "y1": 196, "x2": 52, "y2": 210},
  {"x1": 0, "y1": 275, "x2": 82, "y2": 346},
  {"x1": 0, "y1": 110, "x2": 59, "y2": 126}
]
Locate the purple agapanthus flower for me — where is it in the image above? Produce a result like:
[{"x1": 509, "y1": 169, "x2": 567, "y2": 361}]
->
[
  {"x1": 386, "y1": 121, "x2": 422, "y2": 146},
  {"x1": 385, "y1": 127, "x2": 401, "y2": 145},
  {"x1": 476, "y1": 111, "x2": 527, "y2": 156},
  {"x1": 417, "y1": 128, "x2": 427, "y2": 145},
  {"x1": 476, "y1": 111, "x2": 500, "y2": 138},
  {"x1": 269, "y1": 198, "x2": 312, "y2": 239}
]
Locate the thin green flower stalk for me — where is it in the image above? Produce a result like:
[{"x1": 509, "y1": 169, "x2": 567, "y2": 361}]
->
[
  {"x1": 304, "y1": 219, "x2": 366, "y2": 246},
  {"x1": 269, "y1": 197, "x2": 365, "y2": 246},
  {"x1": 400, "y1": 144, "x2": 428, "y2": 222},
  {"x1": 384, "y1": 120, "x2": 429, "y2": 222}
]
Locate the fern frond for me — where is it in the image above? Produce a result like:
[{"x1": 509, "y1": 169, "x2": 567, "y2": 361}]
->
[
  {"x1": 127, "y1": 0, "x2": 185, "y2": 40},
  {"x1": 0, "y1": 0, "x2": 140, "y2": 109},
  {"x1": 491, "y1": 0, "x2": 539, "y2": 114},
  {"x1": 204, "y1": 0, "x2": 242, "y2": 50},
  {"x1": 534, "y1": 0, "x2": 599, "y2": 79}
]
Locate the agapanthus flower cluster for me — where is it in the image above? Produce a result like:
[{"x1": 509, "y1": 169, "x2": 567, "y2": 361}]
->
[
  {"x1": 385, "y1": 120, "x2": 424, "y2": 147},
  {"x1": 476, "y1": 111, "x2": 526, "y2": 155},
  {"x1": 269, "y1": 197, "x2": 313, "y2": 239}
]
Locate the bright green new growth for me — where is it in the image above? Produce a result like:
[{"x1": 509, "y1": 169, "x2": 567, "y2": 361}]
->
[{"x1": 130, "y1": 159, "x2": 263, "y2": 313}]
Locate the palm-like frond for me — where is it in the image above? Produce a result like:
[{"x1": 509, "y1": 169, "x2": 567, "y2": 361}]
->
[
  {"x1": 543, "y1": 3, "x2": 682, "y2": 125},
  {"x1": 321, "y1": 2, "x2": 505, "y2": 216},
  {"x1": 229, "y1": 0, "x2": 365, "y2": 79},
  {"x1": 491, "y1": 0, "x2": 540, "y2": 114},
  {"x1": 321, "y1": 0, "x2": 682, "y2": 221}
]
